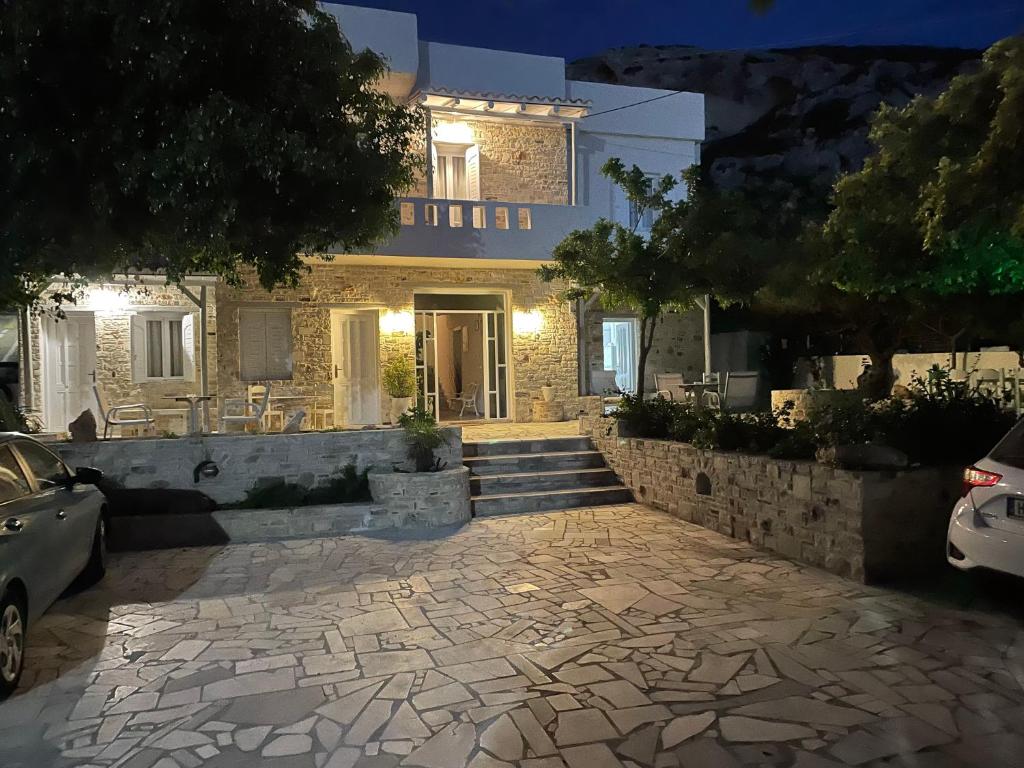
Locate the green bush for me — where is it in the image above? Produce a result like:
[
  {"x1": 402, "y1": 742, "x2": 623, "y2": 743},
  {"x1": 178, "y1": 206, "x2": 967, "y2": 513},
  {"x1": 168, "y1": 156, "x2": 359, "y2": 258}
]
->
[
  {"x1": 0, "y1": 397, "x2": 38, "y2": 433},
  {"x1": 381, "y1": 356, "x2": 416, "y2": 398},
  {"x1": 398, "y1": 405, "x2": 447, "y2": 472},
  {"x1": 229, "y1": 463, "x2": 371, "y2": 509},
  {"x1": 610, "y1": 369, "x2": 1014, "y2": 468}
]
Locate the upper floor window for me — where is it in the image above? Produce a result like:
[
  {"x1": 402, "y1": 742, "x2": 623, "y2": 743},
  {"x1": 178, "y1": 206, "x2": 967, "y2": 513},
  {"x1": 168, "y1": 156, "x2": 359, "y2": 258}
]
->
[
  {"x1": 432, "y1": 142, "x2": 480, "y2": 201},
  {"x1": 131, "y1": 311, "x2": 194, "y2": 382},
  {"x1": 629, "y1": 175, "x2": 657, "y2": 232}
]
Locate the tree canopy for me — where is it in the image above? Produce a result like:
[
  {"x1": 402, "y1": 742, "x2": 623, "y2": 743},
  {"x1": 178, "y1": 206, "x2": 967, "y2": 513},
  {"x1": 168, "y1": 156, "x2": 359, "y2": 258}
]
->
[
  {"x1": 541, "y1": 159, "x2": 703, "y2": 391},
  {"x1": 0, "y1": 0, "x2": 421, "y2": 310}
]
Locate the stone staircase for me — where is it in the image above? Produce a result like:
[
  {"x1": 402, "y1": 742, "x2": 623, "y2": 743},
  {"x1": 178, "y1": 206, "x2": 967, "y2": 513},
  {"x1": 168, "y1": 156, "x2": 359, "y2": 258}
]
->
[{"x1": 463, "y1": 435, "x2": 633, "y2": 517}]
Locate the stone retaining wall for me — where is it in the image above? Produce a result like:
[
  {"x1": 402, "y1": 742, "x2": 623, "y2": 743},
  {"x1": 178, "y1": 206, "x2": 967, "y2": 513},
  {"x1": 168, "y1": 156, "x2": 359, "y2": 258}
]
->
[
  {"x1": 582, "y1": 416, "x2": 961, "y2": 582},
  {"x1": 54, "y1": 427, "x2": 463, "y2": 506},
  {"x1": 369, "y1": 467, "x2": 472, "y2": 528}
]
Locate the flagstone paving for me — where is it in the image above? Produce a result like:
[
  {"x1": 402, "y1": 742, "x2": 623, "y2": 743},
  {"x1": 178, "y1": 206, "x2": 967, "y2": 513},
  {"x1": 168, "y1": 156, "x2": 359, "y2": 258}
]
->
[{"x1": 2, "y1": 503, "x2": 1024, "y2": 767}]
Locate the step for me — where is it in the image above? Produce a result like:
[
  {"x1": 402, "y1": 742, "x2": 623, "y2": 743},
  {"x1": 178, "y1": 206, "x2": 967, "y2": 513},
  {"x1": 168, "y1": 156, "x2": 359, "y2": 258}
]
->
[
  {"x1": 471, "y1": 486, "x2": 634, "y2": 517},
  {"x1": 463, "y1": 450, "x2": 607, "y2": 475},
  {"x1": 463, "y1": 436, "x2": 593, "y2": 457},
  {"x1": 470, "y1": 467, "x2": 620, "y2": 496}
]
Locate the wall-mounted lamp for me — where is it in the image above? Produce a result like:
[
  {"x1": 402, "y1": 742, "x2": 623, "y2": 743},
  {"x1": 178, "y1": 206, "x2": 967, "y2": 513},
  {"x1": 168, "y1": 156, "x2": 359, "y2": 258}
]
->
[
  {"x1": 380, "y1": 310, "x2": 415, "y2": 336},
  {"x1": 432, "y1": 121, "x2": 474, "y2": 145},
  {"x1": 513, "y1": 309, "x2": 544, "y2": 337}
]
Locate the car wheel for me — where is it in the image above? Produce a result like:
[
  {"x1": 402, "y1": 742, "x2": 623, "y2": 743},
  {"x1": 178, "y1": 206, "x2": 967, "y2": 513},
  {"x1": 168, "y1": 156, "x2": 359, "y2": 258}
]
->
[
  {"x1": 81, "y1": 515, "x2": 107, "y2": 585},
  {"x1": 0, "y1": 591, "x2": 26, "y2": 700}
]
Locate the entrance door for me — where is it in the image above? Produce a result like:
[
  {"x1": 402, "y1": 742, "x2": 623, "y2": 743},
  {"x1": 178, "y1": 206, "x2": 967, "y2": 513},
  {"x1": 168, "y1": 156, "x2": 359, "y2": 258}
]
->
[
  {"x1": 42, "y1": 313, "x2": 96, "y2": 432},
  {"x1": 330, "y1": 310, "x2": 380, "y2": 426}
]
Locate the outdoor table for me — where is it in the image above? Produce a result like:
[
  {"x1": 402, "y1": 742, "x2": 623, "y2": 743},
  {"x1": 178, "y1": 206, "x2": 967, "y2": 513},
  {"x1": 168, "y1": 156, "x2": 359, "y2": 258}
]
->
[{"x1": 164, "y1": 395, "x2": 214, "y2": 435}]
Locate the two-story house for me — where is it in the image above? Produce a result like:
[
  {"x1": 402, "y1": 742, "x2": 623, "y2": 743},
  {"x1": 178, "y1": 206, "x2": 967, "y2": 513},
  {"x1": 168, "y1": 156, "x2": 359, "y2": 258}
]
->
[{"x1": 19, "y1": 3, "x2": 706, "y2": 434}]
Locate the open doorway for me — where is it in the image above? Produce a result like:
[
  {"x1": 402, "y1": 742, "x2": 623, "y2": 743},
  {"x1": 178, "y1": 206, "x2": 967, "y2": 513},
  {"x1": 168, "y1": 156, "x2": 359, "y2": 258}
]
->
[
  {"x1": 602, "y1": 318, "x2": 639, "y2": 393},
  {"x1": 415, "y1": 293, "x2": 508, "y2": 422}
]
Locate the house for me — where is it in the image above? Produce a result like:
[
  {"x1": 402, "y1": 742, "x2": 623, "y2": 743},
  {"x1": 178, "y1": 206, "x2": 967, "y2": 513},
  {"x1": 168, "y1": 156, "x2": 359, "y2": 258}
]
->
[{"x1": 17, "y1": 3, "x2": 706, "y2": 435}]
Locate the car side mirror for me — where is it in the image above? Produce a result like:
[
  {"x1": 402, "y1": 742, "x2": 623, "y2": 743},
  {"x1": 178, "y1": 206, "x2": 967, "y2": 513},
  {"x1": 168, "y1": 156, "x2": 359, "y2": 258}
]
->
[{"x1": 73, "y1": 466, "x2": 104, "y2": 485}]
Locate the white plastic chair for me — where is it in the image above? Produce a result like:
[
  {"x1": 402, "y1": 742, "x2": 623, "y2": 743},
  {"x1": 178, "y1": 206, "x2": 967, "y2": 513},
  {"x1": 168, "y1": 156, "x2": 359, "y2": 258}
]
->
[
  {"x1": 452, "y1": 382, "x2": 480, "y2": 418},
  {"x1": 220, "y1": 383, "x2": 272, "y2": 433},
  {"x1": 93, "y1": 385, "x2": 155, "y2": 440}
]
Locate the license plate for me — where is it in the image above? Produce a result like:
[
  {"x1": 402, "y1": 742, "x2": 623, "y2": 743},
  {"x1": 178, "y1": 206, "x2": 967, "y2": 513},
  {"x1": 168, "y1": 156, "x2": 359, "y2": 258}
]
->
[{"x1": 1008, "y1": 498, "x2": 1024, "y2": 519}]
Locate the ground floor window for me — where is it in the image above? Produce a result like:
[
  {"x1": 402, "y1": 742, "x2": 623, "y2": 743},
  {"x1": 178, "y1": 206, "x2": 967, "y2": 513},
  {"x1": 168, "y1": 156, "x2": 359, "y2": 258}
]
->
[
  {"x1": 238, "y1": 308, "x2": 293, "y2": 381},
  {"x1": 131, "y1": 311, "x2": 193, "y2": 382}
]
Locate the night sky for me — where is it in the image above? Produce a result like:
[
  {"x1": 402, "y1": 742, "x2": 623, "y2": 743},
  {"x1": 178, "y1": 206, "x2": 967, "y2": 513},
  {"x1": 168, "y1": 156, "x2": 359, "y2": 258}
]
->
[{"x1": 325, "y1": 0, "x2": 1024, "y2": 60}]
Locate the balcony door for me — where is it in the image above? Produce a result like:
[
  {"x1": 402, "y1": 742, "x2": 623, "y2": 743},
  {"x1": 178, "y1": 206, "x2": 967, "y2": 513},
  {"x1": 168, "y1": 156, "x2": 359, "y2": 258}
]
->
[{"x1": 330, "y1": 310, "x2": 380, "y2": 426}]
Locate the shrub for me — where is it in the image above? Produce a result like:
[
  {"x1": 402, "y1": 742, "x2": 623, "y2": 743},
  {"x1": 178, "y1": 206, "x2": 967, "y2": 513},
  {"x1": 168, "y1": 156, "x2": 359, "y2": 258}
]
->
[
  {"x1": 615, "y1": 393, "x2": 678, "y2": 439},
  {"x1": 0, "y1": 397, "x2": 39, "y2": 433},
  {"x1": 398, "y1": 405, "x2": 447, "y2": 472},
  {"x1": 381, "y1": 356, "x2": 416, "y2": 398},
  {"x1": 229, "y1": 463, "x2": 371, "y2": 509}
]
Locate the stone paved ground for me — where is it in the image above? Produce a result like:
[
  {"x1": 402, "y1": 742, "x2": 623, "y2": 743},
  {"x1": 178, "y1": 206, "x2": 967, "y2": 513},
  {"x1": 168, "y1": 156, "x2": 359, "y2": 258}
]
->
[{"x1": 2, "y1": 504, "x2": 1023, "y2": 768}]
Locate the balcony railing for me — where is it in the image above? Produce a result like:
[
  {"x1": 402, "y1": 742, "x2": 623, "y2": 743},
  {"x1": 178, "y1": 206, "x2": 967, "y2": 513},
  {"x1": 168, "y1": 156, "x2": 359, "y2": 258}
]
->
[{"x1": 343, "y1": 198, "x2": 598, "y2": 262}]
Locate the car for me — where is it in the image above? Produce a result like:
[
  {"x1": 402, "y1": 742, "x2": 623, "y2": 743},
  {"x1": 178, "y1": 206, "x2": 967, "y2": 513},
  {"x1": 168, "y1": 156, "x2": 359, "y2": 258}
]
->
[
  {"x1": 0, "y1": 433, "x2": 106, "y2": 699},
  {"x1": 949, "y1": 418, "x2": 1024, "y2": 579}
]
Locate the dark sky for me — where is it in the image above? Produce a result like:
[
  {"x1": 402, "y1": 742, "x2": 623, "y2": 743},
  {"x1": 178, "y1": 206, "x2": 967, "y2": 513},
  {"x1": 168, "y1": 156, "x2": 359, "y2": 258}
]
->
[{"x1": 325, "y1": 0, "x2": 1024, "y2": 60}]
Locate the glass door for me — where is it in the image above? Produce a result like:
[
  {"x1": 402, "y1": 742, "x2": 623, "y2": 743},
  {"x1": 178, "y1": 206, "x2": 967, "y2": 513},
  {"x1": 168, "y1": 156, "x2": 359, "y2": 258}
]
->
[
  {"x1": 415, "y1": 310, "x2": 439, "y2": 418},
  {"x1": 484, "y1": 310, "x2": 508, "y2": 419}
]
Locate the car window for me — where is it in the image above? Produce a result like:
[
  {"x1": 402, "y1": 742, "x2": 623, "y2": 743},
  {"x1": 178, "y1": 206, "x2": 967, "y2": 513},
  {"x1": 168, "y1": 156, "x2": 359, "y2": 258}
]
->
[
  {"x1": 0, "y1": 445, "x2": 31, "y2": 503},
  {"x1": 14, "y1": 440, "x2": 70, "y2": 490}
]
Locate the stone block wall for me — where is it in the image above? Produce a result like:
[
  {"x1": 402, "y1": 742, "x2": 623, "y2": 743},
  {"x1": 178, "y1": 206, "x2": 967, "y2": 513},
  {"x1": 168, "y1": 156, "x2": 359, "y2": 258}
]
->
[
  {"x1": 582, "y1": 416, "x2": 960, "y2": 582},
  {"x1": 55, "y1": 426, "x2": 463, "y2": 506},
  {"x1": 217, "y1": 263, "x2": 578, "y2": 422},
  {"x1": 410, "y1": 116, "x2": 568, "y2": 205},
  {"x1": 584, "y1": 305, "x2": 705, "y2": 394},
  {"x1": 369, "y1": 467, "x2": 471, "y2": 528}
]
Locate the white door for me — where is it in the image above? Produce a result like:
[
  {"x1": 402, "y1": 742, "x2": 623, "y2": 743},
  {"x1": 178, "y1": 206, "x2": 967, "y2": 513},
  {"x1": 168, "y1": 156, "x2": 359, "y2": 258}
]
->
[
  {"x1": 330, "y1": 310, "x2": 380, "y2": 426},
  {"x1": 42, "y1": 313, "x2": 97, "y2": 432}
]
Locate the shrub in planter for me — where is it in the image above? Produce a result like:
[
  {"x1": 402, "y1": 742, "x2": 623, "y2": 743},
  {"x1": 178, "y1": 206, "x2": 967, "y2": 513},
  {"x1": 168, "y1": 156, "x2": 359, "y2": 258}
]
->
[
  {"x1": 614, "y1": 392, "x2": 679, "y2": 439},
  {"x1": 382, "y1": 356, "x2": 417, "y2": 424},
  {"x1": 398, "y1": 406, "x2": 448, "y2": 472}
]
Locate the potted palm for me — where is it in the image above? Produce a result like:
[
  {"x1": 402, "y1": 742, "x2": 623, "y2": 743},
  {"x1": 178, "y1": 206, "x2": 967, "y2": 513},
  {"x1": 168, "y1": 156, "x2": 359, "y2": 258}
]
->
[
  {"x1": 398, "y1": 406, "x2": 448, "y2": 472},
  {"x1": 382, "y1": 356, "x2": 416, "y2": 424}
]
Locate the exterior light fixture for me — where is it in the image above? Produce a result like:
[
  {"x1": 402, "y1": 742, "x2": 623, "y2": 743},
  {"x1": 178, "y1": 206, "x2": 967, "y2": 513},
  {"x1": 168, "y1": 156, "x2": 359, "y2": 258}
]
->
[
  {"x1": 432, "y1": 121, "x2": 474, "y2": 145},
  {"x1": 380, "y1": 310, "x2": 415, "y2": 335},
  {"x1": 513, "y1": 309, "x2": 544, "y2": 337}
]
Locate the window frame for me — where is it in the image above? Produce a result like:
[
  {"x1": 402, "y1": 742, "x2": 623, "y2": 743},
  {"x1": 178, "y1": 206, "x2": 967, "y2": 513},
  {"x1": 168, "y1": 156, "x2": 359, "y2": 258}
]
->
[
  {"x1": 137, "y1": 311, "x2": 188, "y2": 382},
  {"x1": 10, "y1": 439, "x2": 71, "y2": 494},
  {"x1": 238, "y1": 307, "x2": 294, "y2": 382},
  {"x1": 0, "y1": 444, "x2": 33, "y2": 505}
]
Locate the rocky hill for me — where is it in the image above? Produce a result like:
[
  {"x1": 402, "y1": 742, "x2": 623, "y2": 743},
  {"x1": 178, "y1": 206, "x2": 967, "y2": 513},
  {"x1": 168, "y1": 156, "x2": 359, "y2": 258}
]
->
[{"x1": 568, "y1": 45, "x2": 979, "y2": 191}]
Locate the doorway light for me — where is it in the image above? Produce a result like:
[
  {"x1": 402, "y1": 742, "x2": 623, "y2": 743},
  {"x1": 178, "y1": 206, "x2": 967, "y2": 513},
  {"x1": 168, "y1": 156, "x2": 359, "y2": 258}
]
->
[
  {"x1": 380, "y1": 310, "x2": 414, "y2": 335},
  {"x1": 432, "y1": 121, "x2": 474, "y2": 145},
  {"x1": 513, "y1": 309, "x2": 544, "y2": 337},
  {"x1": 89, "y1": 286, "x2": 132, "y2": 312}
]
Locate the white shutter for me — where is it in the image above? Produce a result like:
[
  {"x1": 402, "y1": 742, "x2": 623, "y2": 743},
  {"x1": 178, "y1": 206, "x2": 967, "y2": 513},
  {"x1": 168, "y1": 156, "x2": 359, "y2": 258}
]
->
[
  {"x1": 182, "y1": 313, "x2": 196, "y2": 382},
  {"x1": 238, "y1": 310, "x2": 266, "y2": 382},
  {"x1": 465, "y1": 145, "x2": 481, "y2": 201},
  {"x1": 130, "y1": 314, "x2": 147, "y2": 382},
  {"x1": 265, "y1": 310, "x2": 293, "y2": 380},
  {"x1": 430, "y1": 142, "x2": 440, "y2": 198}
]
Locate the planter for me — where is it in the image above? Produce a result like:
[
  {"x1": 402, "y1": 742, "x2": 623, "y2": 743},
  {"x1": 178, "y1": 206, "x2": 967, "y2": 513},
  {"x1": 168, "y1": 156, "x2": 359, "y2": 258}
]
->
[
  {"x1": 369, "y1": 467, "x2": 471, "y2": 528},
  {"x1": 540, "y1": 385, "x2": 556, "y2": 402},
  {"x1": 389, "y1": 396, "x2": 414, "y2": 424}
]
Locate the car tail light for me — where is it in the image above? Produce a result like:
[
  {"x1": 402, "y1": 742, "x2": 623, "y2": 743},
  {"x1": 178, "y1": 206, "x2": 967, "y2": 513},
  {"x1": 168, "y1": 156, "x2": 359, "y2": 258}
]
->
[{"x1": 961, "y1": 466, "x2": 1002, "y2": 497}]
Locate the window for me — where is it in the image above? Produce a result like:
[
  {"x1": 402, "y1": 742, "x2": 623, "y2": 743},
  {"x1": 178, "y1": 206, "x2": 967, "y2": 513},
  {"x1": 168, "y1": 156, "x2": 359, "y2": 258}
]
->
[
  {"x1": 0, "y1": 446, "x2": 30, "y2": 503},
  {"x1": 628, "y1": 175, "x2": 656, "y2": 232},
  {"x1": 14, "y1": 440, "x2": 69, "y2": 490},
  {"x1": 432, "y1": 143, "x2": 480, "y2": 201},
  {"x1": 131, "y1": 312, "x2": 193, "y2": 382},
  {"x1": 238, "y1": 308, "x2": 293, "y2": 381}
]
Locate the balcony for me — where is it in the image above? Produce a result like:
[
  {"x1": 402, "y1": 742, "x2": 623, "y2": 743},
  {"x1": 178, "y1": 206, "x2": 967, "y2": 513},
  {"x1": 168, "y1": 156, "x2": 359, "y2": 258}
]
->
[{"x1": 346, "y1": 198, "x2": 598, "y2": 263}]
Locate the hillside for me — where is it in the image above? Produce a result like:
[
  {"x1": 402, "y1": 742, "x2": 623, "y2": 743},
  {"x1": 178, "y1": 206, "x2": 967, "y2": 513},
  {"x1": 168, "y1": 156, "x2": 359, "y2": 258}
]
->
[{"x1": 568, "y1": 44, "x2": 979, "y2": 190}]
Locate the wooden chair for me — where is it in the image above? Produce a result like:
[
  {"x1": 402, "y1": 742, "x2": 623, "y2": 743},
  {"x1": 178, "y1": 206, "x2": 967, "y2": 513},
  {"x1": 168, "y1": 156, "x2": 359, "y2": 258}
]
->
[
  {"x1": 220, "y1": 383, "x2": 272, "y2": 433},
  {"x1": 247, "y1": 384, "x2": 283, "y2": 431},
  {"x1": 93, "y1": 385, "x2": 155, "y2": 439}
]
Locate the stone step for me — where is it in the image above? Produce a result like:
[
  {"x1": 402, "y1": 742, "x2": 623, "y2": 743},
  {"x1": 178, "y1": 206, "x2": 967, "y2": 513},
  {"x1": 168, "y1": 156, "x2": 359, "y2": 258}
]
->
[
  {"x1": 463, "y1": 450, "x2": 607, "y2": 475},
  {"x1": 471, "y1": 486, "x2": 634, "y2": 517},
  {"x1": 463, "y1": 436, "x2": 593, "y2": 457},
  {"x1": 470, "y1": 467, "x2": 620, "y2": 496}
]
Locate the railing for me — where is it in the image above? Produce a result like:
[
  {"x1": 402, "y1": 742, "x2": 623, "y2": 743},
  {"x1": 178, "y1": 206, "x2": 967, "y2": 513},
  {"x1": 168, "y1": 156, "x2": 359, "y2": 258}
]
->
[{"x1": 344, "y1": 197, "x2": 597, "y2": 262}]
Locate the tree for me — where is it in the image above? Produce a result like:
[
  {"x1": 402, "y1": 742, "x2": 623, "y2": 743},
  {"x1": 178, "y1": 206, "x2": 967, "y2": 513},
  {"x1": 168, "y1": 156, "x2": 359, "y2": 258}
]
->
[
  {"x1": 0, "y1": 0, "x2": 422, "y2": 310},
  {"x1": 540, "y1": 159, "x2": 701, "y2": 393}
]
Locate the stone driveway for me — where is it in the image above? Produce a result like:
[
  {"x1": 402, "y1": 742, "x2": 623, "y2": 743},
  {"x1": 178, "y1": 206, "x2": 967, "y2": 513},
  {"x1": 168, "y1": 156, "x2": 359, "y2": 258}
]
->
[{"x1": 2, "y1": 504, "x2": 1023, "y2": 768}]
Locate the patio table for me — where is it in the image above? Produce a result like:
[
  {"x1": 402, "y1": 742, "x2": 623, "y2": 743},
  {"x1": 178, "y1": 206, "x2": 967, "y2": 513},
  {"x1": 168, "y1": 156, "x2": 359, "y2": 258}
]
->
[{"x1": 164, "y1": 395, "x2": 214, "y2": 436}]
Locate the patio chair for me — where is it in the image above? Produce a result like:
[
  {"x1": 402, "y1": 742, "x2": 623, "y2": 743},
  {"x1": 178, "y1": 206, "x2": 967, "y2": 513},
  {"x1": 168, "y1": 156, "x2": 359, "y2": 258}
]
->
[
  {"x1": 451, "y1": 382, "x2": 480, "y2": 419},
  {"x1": 220, "y1": 383, "x2": 272, "y2": 433},
  {"x1": 705, "y1": 370, "x2": 760, "y2": 412},
  {"x1": 589, "y1": 370, "x2": 623, "y2": 414},
  {"x1": 247, "y1": 384, "x2": 284, "y2": 431},
  {"x1": 654, "y1": 373, "x2": 687, "y2": 402},
  {"x1": 93, "y1": 385, "x2": 155, "y2": 440}
]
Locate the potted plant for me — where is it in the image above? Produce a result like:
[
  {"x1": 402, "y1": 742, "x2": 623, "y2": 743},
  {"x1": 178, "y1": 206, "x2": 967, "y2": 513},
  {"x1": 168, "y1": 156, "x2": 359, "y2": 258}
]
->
[
  {"x1": 541, "y1": 381, "x2": 556, "y2": 402},
  {"x1": 382, "y1": 356, "x2": 416, "y2": 424},
  {"x1": 398, "y1": 406, "x2": 448, "y2": 472}
]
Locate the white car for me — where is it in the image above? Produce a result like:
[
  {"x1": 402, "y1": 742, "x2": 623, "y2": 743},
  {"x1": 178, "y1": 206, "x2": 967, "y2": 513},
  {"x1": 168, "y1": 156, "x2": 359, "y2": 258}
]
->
[{"x1": 948, "y1": 419, "x2": 1024, "y2": 579}]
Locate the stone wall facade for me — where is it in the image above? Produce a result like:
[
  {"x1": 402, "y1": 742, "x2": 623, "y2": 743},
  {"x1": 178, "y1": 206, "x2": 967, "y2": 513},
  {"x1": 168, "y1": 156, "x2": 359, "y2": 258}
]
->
[
  {"x1": 410, "y1": 116, "x2": 568, "y2": 205},
  {"x1": 216, "y1": 263, "x2": 579, "y2": 423},
  {"x1": 369, "y1": 467, "x2": 471, "y2": 528},
  {"x1": 584, "y1": 304, "x2": 705, "y2": 394},
  {"x1": 55, "y1": 426, "x2": 463, "y2": 505},
  {"x1": 582, "y1": 416, "x2": 961, "y2": 582}
]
